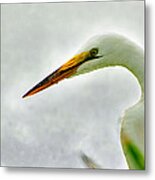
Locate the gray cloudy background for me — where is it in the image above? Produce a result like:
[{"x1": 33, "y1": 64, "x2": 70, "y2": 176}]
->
[{"x1": 1, "y1": 1, "x2": 144, "y2": 168}]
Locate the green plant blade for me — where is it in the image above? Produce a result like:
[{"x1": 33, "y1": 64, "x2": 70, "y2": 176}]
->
[{"x1": 121, "y1": 133, "x2": 145, "y2": 170}]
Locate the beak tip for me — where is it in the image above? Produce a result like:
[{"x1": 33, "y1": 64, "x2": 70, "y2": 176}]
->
[
  {"x1": 22, "y1": 95, "x2": 26, "y2": 99},
  {"x1": 22, "y1": 93, "x2": 29, "y2": 99}
]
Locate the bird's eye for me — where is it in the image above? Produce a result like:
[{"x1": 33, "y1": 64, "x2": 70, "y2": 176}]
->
[{"x1": 90, "y1": 48, "x2": 98, "y2": 57}]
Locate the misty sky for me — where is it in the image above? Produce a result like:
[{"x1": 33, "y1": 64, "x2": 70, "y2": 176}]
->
[{"x1": 1, "y1": 1, "x2": 144, "y2": 168}]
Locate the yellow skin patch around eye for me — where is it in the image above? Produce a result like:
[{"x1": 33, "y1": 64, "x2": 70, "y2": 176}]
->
[{"x1": 22, "y1": 51, "x2": 92, "y2": 98}]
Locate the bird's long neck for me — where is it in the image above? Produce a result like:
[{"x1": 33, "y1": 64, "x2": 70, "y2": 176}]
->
[
  {"x1": 76, "y1": 34, "x2": 144, "y2": 99},
  {"x1": 109, "y1": 44, "x2": 144, "y2": 99}
]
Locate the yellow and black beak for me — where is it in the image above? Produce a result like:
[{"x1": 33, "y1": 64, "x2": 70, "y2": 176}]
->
[{"x1": 22, "y1": 49, "x2": 102, "y2": 98}]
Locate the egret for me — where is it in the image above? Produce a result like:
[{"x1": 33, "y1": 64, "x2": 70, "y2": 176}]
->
[{"x1": 23, "y1": 34, "x2": 144, "y2": 169}]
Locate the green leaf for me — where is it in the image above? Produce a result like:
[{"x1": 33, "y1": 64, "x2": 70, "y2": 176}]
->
[{"x1": 121, "y1": 133, "x2": 145, "y2": 170}]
